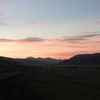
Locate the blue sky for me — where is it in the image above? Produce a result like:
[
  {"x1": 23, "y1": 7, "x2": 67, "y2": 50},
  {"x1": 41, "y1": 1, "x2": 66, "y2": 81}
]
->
[
  {"x1": 0, "y1": 0, "x2": 100, "y2": 59},
  {"x1": 1, "y1": 0, "x2": 100, "y2": 37}
]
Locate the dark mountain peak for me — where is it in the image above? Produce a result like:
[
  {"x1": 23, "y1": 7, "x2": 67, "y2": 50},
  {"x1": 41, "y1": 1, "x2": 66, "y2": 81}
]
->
[
  {"x1": 70, "y1": 54, "x2": 90, "y2": 59},
  {"x1": 58, "y1": 53, "x2": 100, "y2": 65},
  {"x1": 37, "y1": 57, "x2": 42, "y2": 58},
  {"x1": 45, "y1": 57, "x2": 53, "y2": 59},
  {"x1": 25, "y1": 56, "x2": 63, "y2": 64},
  {"x1": 26, "y1": 56, "x2": 35, "y2": 60},
  {"x1": 70, "y1": 53, "x2": 100, "y2": 59}
]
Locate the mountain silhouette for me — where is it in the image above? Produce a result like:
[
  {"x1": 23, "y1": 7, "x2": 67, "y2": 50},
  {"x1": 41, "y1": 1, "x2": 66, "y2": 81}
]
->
[
  {"x1": 0, "y1": 56, "x2": 63, "y2": 67},
  {"x1": 15, "y1": 58, "x2": 46, "y2": 66},
  {"x1": 26, "y1": 57, "x2": 63, "y2": 64},
  {"x1": 58, "y1": 53, "x2": 100, "y2": 65},
  {"x1": 0, "y1": 56, "x2": 23, "y2": 72},
  {"x1": 1, "y1": 53, "x2": 100, "y2": 67}
]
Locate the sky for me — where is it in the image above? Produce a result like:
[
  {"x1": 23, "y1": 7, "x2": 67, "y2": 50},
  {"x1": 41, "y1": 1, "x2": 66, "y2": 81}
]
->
[{"x1": 0, "y1": 0, "x2": 100, "y2": 59}]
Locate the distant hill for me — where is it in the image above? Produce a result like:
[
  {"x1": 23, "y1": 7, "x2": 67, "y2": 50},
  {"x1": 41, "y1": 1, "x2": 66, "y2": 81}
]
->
[
  {"x1": 0, "y1": 56, "x2": 63, "y2": 69},
  {"x1": 26, "y1": 57, "x2": 63, "y2": 64},
  {"x1": 0, "y1": 56, "x2": 23, "y2": 72},
  {"x1": 15, "y1": 58, "x2": 46, "y2": 66},
  {"x1": 58, "y1": 53, "x2": 100, "y2": 65}
]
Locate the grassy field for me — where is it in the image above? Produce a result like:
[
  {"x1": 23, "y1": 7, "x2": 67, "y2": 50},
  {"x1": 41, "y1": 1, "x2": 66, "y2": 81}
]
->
[
  {"x1": 0, "y1": 65, "x2": 100, "y2": 100},
  {"x1": 38, "y1": 66, "x2": 100, "y2": 82}
]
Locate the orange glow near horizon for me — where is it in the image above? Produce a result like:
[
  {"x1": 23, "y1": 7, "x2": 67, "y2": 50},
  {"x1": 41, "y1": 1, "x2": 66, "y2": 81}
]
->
[
  {"x1": 0, "y1": 33, "x2": 100, "y2": 59},
  {"x1": 0, "y1": 36, "x2": 100, "y2": 59}
]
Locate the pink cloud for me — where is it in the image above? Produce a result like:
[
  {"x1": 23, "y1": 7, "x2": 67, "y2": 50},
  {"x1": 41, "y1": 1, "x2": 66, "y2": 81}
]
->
[
  {"x1": 0, "y1": 33, "x2": 100, "y2": 48},
  {"x1": 0, "y1": 32, "x2": 100, "y2": 59},
  {"x1": 57, "y1": 31, "x2": 100, "y2": 43},
  {"x1": 24, "y1": 22, "x2": 39, "y2": 25},
  {"x1": 0, "y1": 32, "x2": 100, "y2": 45},
  {"x1": 18, "y1": 37, "x2": 44, "y2": 42},
  {"x1": 79, "y1": 32, "x2": 99, "y2": 34},
  {"x1": 92, "y1": 21, "x2": 100, "y2": 24},
  {"x1": 1, "y1": 31, "x2": 100, "y2": 43},
  {"x1": 0, "y1": 13, "x2": 20, "y2": 27},
  {"x1": 0, "y1": 39, "x2": 15, "y2": 42},
  {"x1": 0, "y1": 37, "x2": 45, "y2": 43}
]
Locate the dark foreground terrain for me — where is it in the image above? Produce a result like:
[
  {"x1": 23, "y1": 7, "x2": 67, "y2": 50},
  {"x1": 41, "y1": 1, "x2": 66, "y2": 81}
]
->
[{"x1": 0, "y1": 65, "x2": 100, "y2": 100}]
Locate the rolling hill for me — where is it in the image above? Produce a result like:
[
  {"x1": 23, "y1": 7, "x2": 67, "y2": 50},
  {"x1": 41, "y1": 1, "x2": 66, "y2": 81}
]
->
[
  {"x1": 15, "y1": 58, "x2": 46, "y2": 66},
  {"x1": 58, "y1": 53, "x2": 100, "y2": 65},
  {"x1": 0, "y1": 56, "x2": 63, "y2": 68},
  {"x1": 0, "y1": 56, "x2": 23, "y2": 72}
]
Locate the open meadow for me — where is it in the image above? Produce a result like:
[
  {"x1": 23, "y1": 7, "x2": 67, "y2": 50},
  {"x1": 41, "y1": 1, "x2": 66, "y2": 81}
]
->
[{"x1": 0, "y1": 65, "x2": 100, "y2": 100}]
